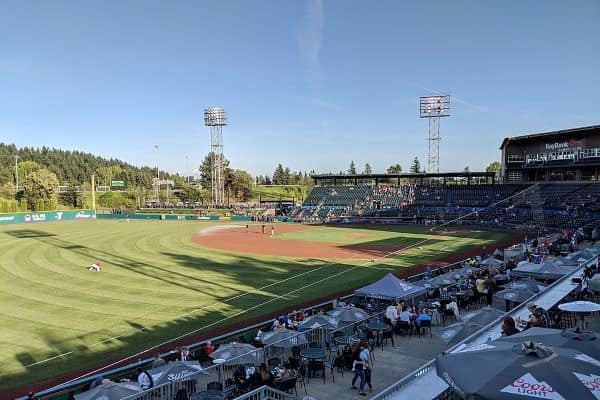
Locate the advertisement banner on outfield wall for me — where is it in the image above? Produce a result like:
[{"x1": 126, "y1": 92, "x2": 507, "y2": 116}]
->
[{"x1": 0, "y1": 210, "x2": 96, "y2": 225}]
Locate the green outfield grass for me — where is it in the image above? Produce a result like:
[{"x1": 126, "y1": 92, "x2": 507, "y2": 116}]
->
[{"x1": 0, "y1": 221, "x2": 508, "y2": 392}]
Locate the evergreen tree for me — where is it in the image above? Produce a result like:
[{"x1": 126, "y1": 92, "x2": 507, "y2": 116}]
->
[
  {"x1": 272, "y1": 164, "x2": 285, "y2": 184},
  {"x1": 348, "y1": 161, "x2": 357, "y2": 175},
  {"x1": 363, "y1": 163, "x2": 372, "y2": 174},
  {"x1": 386, "y1": 164, "x2": 402, "y2": 174},
  {"x1": 410, "y1": 157, "x2": 421, "y2": 173}
]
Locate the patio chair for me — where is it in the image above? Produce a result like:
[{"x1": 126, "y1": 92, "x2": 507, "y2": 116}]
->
[
  {"x1": 275, "y1": 377, "x2": 299, "y2": 396},
  {"x1": 382, "y1": 328, "x2": 395, "y2": 348},
  {"x1": 417, "y1": 320, "x2": 432, "y2": 338},
  {"x1": 309, "y1": 341, "x2": 323, "y2": 349},
  {"x1": 395, "y1": 320, "x2": 412, "y2": 337}
]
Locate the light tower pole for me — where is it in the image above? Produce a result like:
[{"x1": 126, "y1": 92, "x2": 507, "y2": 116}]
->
[
  {"x1": 154, "y1": 144, "x2": 159, "y2": 202},
  {"x1": 420, "y1": 94, "x2": 450, "y2": 174},
  {"x1": 14, "y1": 154, "x2": 19, "y2": 191},
  {"x1": 204, "y1": 107, "x2": 227, "y2": 207}
]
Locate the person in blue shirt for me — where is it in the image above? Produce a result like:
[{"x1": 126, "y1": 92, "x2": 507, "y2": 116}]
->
[{"x1": 415, "y1": 308, "x2": 432, "y2": 327}]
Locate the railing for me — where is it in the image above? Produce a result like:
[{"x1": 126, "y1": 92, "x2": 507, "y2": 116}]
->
[
  {"x1": 121, "y1": 309, "x2": 388, "y2": 400},
  {"x1": 232, "y1": 385, "x2": 299, "y2": 400},
  {"x1": 369, "y1": 251, "x2": 598, "y2": 400}
]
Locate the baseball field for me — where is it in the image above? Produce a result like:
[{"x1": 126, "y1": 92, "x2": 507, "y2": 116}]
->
[{"x1": 0, "y1": 220, "x2": 512, "y2": 393}]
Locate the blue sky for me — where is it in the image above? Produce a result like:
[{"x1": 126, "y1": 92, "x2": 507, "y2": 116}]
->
[{"x1": 1, "y1": 0, "x2": 599, "y2": 177}]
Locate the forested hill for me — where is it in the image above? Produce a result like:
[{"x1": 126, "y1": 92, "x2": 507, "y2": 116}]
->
[{"x1": 0, "y1": 143, "x2": 172, "y2": 187}]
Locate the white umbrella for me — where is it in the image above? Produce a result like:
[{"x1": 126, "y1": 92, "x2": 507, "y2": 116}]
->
[
  {"x1": 297, "y1": 315, "x2": 338, "y2": 331},
  {"x1": 259, "y1": 328, "x2": 308, "y2": 348},
  {"x1": 558, "y1": 301, "x2": 600, "y2": 332},
  {"x1": 209, "y1": 342, "x2": 261, "y2": 365},
  {"x1": 558, "y1": 301, "x2": 600, "y2": 313},
  {"x1": 146, "y1": 360, "x2": 208, "y2": 387},
  {"x1": 74, "y1": 380, "x2": 140, "y2": 400},
  {"x1": 328, "y1": 307, "x2": 369, "y2": 322}
]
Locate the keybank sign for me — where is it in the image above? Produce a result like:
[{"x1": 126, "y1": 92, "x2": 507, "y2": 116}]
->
[
  {"x1": 545, "y1": 139, "x2": 583, "y2": 151},
  {"x1": 0, "y1": 210, "x2": 96, "y2": 225}
]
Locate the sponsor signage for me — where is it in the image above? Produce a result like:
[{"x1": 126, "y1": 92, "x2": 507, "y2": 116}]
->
[
  {"x1": 545, "y1": 139, "x2": 583, "y2": 151},
  {"x1": 500, "y1": 373, "x2": 565, "y2": 399},
  {"x1": 573, "y1": 372, "x2": 600, "y2": 399},
  {"x1": 0, "y1": 210, "x2": 96, "y2": 225}
]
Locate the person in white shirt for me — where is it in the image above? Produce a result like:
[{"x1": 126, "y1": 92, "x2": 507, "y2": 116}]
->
[
  {"x1": 385, "y1": 304, "x2": 398, "y2": 325},
  {"x1": 88, "y1": 262, "x2": 101, "y2": 272},
  {"x1": 137, "y1": 369, "x2": 152, "y2": 390}
]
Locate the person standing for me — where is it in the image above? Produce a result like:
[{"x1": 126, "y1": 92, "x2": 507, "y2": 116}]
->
[
  {"x1": 261, "y1": 224, "x2": 266, "y2": 234},
  {"x1": 271, "y1": 226, "x2": 275, "y2": 236},
  {"x1": 364, "y1": 362, "x2": 373, "y2": 394},
  {"x1": 350, "y1": 344, "x2": 368, "y2": 396}
]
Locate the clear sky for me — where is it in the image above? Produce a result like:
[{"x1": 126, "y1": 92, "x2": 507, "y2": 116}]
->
[{"x1": 1, "y1": 0, "x2": 599, "y2": 177}]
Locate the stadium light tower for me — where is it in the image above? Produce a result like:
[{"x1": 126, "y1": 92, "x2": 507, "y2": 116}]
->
[
  {"x1": 420, "y1": 94, "x2": 450, "y2": 174},
  {"x1": 204, "y1": 107, "x2": 227, "y2": 207}
]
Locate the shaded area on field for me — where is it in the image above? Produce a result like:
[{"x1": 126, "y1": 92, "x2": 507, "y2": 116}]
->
[{"x1": 5, "y1": 229, "x2": 58, "y2": 238}]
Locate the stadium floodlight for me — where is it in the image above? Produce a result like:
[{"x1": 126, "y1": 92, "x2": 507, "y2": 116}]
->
[
  {"x1": 204, "y1": 107, "x2": 227, "y2": 207},
  {"x1": 419, "y1": 94, "x2": 450, "y2": 174}
]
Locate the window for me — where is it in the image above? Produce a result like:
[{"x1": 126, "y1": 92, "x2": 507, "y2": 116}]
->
[
  {"x1": 507, "y1": 171, "x2": 523, "y2": 181},
  {"x1": 507, "y1": 154, "x2": 524, "y2": 163}
]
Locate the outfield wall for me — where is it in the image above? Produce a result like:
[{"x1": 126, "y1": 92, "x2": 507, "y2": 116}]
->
[
  {"x1": 0, "y1": 209, "x2": 96, "y2": 225},
  {"x1": 96, "y1": 213, "x2": 220, "y2": 221}
]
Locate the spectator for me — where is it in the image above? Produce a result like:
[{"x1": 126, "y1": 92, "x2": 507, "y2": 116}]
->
[
  {"x1": 385, "y1": 303, "x2": 398, "y2": 326},
  {"x1": 501, "y1": 317, "x2": 520, "y2": 337},
  {"x1": 152, "y1": 353, "x2": 166, "y2": 368},
  {"x1": 137, "y1": 368, "x2": 153, "y2": 390},
  {"x1": 415, "y1": 308, "x2": 432, "y2": 327},
  {"x1": 205, "y1": 341, "x2": 215, "y2": 356}
]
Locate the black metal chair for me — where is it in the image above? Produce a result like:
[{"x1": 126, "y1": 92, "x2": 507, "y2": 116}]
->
[
  {"x1": 275, "y1": 377, "x2": 299, "y2": 396},
  {"x1": 206, "y1": 381, "x2": 223, "y2": 391},
  {"x1": 418, "y1": 319, "x2": 433, "y2": 338}
]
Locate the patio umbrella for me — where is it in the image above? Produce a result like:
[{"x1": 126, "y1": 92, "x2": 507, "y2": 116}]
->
[
  {"x1": 589, "y1": 275, "x2": 600, "y2": 292},
  {"x1": 416, "y1": 275, "x2": 455, "y2": 289},
  {"x1": 328, "y1": 307, "x2": 369, "y2": 323},
  {"x1": 494, "y1": 280, "x2": 546, "y2": 303},
  {"x1": 209, "y1": 342, "x2": 261, "y2": 365},
  {"x1": 259, "y1": 328, "x2": 308, "y2": 348},
  {"x1": 298, "y1": 315, "x2": 338, "y2": 332},
  {"x1": 436, "y1": 341, "x2": 600, "y2": 399},
  {"x1": 146, "y1": 360, "x2": 208, "y2": 387},
  {"x1": 74, "y1": 380, "x2": 140, "y2": 400},
  {"x1": 499, "y1": 327, "x2": 600, "y2": 359},
  {"x1": 439, "y1": 307, "x2": 505, "y2": 346},
  {"x1": 479, "y1": 256, "x2": 504, "y2": 268},
  {"x1": 559, "y1": 301, "x2": 600, "y2": 332},
  {"x1": 512, "y1": 259, "x2": 579, "y2": 280}
]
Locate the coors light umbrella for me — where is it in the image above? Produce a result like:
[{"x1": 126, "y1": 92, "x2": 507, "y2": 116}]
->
[
  {"x1": 439, "y1": 307, "x2": 505, "y2": 346},
  {"x1": 259, "y1": 328, "x2": 308, "y2": 348},
  {"x1": 499, "y1": 327, "x2": 600, "y2": 359},
  {"x1": 74, "y1": 380, "x2": 140, "y2": 400},
  {"x1": 209, "y1": 342, "x2": 261, "y2": 365},
  {"x1": 146, "y1": 360, "x2": 208, "y2": 387},
  {"x1": 436, "y1": 341, "x2": 600, "y2": 400}
]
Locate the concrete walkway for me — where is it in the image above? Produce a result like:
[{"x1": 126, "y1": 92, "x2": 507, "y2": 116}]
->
[{"x1": 299, "y1": 329, "x2": 448, "y2": 400}]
